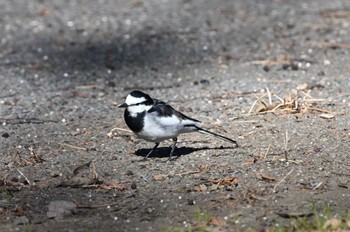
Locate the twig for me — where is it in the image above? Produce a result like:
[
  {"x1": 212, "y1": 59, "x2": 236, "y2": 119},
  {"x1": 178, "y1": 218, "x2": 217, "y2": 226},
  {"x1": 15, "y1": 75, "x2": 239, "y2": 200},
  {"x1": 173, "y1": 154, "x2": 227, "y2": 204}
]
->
[
  {"x1": 58, "y1": 142, "x2": 88, "y2": 151},
  {"x1": 230, "y1": 120, "x2": 259, "y2": 124},
  {"x1": 312, "y1": 182, "x2": 323, "y2": 190},
  {"x1": 0, "y1": 93, "x2": 16, "y2": 98},
  {"x1": 308, "y1": 107, "x2": 335, "y2": 114},
  {"x1": 266, "y1": 87, "x2": 272, "y2": 105},
  {"x1": 75, "y1": 84, "x2": 101, "y2": 90},
  {"x1": 263, "y1": 143, "x2": 272, "y2": 158},
  {"x1": 107, "y1": 127, "x2": 132, "y2": 138},
  {"x1": 154, "y1": 170, "x2": 201, "y2": 180},
  {"x1": 273, "y1": 94, "x2": 284, "y2": 104},
  {"x1": 17, "y1": 169, "x2": 31, "y2": 186},
  {"x1": 306, "y1": 41, "x2": 350, "y2": 49},
  {"x1": 174, "y1": 170, "x2": 201, "y2": 177},
  {"x1": 91, "y1": 161, "x2": 98, "y2": 179},
  {"x1": 273, "y1": 168, "x2": 294, "y2": 192},
  {"x1": 271, "y1": 103, "x2": 284, "y2": 112},
  {"x1": 247, "y1": 93, "x2": 268, "y2": 114},
  {"x1": 0, "y1": 117, "x2": 57, "y2": 125},
  {"x1": 284, "y1": 130, "x2": 289, "y2": 161}
]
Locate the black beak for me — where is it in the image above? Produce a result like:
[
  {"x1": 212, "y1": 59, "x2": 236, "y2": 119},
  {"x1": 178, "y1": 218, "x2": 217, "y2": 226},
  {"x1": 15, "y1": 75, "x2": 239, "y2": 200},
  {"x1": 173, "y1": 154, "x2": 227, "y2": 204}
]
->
[{"x1": 118, "y1": 103, "x2": 128, "y2": 108}]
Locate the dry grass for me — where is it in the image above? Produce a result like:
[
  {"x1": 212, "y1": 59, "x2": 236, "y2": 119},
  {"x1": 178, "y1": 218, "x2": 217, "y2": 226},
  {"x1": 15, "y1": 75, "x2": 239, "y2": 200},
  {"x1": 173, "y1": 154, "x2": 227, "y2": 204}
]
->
[{"x1": 243, "y1": 88, "x2": 339, "y2": 118}]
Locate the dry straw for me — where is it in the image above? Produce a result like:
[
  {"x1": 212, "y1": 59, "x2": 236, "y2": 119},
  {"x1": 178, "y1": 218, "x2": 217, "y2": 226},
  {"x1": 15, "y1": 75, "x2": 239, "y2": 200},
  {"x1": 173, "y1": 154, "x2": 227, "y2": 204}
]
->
[{"x1": 243, "y1": 87, "x2": 338, "y2": 118}]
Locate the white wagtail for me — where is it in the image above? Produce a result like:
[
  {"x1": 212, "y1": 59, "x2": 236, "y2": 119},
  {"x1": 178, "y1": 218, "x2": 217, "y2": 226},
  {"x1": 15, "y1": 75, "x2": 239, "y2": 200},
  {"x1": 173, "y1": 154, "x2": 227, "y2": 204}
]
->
[{"x1": 119, "y1": 90, "x2": 238, "y2": 161}]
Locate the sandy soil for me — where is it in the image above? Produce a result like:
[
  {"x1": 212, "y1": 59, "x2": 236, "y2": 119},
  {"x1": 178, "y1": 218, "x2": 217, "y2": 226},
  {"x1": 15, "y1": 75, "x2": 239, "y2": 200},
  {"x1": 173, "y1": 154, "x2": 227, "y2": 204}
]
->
[{"x1": 1, "y1": 0, "x2": 350, "y2": 231}]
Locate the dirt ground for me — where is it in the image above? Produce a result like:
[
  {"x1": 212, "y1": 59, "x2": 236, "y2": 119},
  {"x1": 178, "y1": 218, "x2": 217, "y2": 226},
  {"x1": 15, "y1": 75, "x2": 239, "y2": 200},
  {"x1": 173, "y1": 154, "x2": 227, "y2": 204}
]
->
[{"x1": 1, "y1": 0, "x2": 350, "y2": 231}]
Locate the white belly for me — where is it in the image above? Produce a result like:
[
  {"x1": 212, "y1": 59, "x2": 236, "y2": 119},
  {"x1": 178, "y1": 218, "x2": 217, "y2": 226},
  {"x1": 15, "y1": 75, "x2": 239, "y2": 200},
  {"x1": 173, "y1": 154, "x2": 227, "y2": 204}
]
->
[{"x1": 137, "y1": 114, "x2": 183, "y2": 142}]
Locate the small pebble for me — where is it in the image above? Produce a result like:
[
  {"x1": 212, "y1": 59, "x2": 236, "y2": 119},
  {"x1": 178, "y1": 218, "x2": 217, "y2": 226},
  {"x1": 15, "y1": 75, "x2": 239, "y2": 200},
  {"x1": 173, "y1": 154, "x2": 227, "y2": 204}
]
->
[
  {"x1": 2, "y1": 132, "x2": 9, "y2": 138},
  {"x1": 131, "y1": 182, "x2": 137, "y2": 189},
  {"x1": 317, "y1": 70, "x2": 325, "y2": 76},
  {"x1": 282, "y1": 64, "x2": 289, "y2": 70},
  {"x1": 200, "y1": 79, "x2": 210, "y2": 85},
  {"x1": 323, "y1": 59, "x2": 331, "y2": 65},
  {"x1": 47, "y1": 200, "x2": 77, "y2": 219},
  {"x1": 291, "y1": 63, "x2": 299, "y2": 70},
  {"x1": 187, "y1": 199, "x2": 196, "y2": 205},
  {"x1": 107, "y1": 81, "x2": 115, "y2": 87},
  {"x1": 126, "y1": 170, "x2": 134, "y2": 176}
]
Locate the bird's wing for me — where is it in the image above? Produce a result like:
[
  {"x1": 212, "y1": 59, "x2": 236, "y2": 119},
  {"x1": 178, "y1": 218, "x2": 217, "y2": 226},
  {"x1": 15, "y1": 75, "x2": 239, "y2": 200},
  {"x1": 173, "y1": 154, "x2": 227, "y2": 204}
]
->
[{"x1": 148, "y1": 99, "x2": 200, "y2": 123}]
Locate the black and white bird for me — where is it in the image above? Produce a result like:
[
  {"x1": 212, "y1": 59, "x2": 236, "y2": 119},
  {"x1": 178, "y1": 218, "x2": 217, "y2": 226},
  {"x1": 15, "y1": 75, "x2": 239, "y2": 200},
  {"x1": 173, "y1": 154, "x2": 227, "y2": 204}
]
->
[{"x1": 119, "y1": 90, "x2": 238, "y2": 161}]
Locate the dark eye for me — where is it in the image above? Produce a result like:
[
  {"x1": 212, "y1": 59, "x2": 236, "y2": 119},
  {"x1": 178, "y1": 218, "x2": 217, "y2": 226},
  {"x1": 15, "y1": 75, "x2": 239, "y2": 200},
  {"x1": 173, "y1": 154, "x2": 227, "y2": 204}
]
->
[{"x1": 131, "y1": 102, "x2": 143, "y2": 106}]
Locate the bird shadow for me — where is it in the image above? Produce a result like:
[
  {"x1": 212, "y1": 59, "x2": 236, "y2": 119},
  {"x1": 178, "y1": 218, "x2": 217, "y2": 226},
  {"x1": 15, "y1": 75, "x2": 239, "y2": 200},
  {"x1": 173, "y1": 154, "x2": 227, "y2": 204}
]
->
[{"x1": 135, "y1": 145, "x2": 236, "y2": 159}]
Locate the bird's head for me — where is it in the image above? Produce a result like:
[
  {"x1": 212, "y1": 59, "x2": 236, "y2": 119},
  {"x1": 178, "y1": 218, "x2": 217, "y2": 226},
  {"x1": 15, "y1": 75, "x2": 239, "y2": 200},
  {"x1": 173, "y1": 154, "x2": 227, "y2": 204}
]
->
[{"x1": 119, "y1": 90, "x2": 153, "y2": 113}]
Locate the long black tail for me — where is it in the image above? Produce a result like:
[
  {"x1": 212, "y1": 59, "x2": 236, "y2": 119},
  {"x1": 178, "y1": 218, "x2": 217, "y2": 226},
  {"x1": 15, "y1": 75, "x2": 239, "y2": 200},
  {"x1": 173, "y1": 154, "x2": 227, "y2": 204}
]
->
[{"x1": 195, "y1": 126, "x2": 238, "y2": 147}]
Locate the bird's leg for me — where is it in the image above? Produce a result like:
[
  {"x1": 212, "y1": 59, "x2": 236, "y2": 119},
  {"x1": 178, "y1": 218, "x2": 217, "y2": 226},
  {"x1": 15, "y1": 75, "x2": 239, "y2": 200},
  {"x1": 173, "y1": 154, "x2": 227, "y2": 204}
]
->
[
  {"x1": 164, "y1": 137, "x2": 177, "y2": 162},
  {"x1": 145, "y1": 142, "x2": 159, "y2": 159}
]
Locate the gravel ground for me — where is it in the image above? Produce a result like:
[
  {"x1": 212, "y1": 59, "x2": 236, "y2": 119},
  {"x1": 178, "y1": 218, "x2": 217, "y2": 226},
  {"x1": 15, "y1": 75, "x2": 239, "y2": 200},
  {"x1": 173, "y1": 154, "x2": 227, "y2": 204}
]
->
[{"x1": 1, "y1": 0, "x2": 350, "y2": 231}]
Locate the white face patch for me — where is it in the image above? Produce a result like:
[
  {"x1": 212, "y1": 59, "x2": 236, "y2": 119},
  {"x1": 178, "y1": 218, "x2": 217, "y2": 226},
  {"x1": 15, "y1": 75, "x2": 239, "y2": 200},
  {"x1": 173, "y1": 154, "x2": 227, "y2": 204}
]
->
[
  {"x1": 125, "y1": 95, "x2": 146, "y2": 106},
  {"x1": 128, "y1": 104, "x2": 153, "y2": 117}
]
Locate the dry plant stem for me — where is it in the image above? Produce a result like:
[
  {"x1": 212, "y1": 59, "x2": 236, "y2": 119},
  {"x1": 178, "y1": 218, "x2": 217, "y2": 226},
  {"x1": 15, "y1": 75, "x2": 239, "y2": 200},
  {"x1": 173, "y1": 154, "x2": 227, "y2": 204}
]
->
[
  {"x1": 312, "y1": 181, "x2": 323, "y2": 190},
  {"x1": 17, "y1": 169, "x2": 31, "y2": 186},
  {"x1": 107, "y1": 127, "x2": 132, "y2": 138},
  {"x1": 264, "y1": 143, "x2": 272, "y2": 158},
  {"x1": 58, "y1": 142, "x2": 88, "y2": 151},
  {"x1": 273, "y1": 168, "x2": 294, "y2": 192},
  {"x1": 284, "y1": 130, "x2": 289, "y2": 161},
  {"x1": 91, "y1": 161, "x2": 98, "y2": 179},
  {"x1": 271, "y1": 103, "x2": 284, "y2": 112},
  {"x1": 230, "y1": 120, "x2": 259, "y2": 124},
  {"x1": 308, "y1": 107, "x2": 335, "y2": 114},
  {"x1": 266, "y1": 87, "x2": 272, "y2": 105},
  {"x1": 175, "y1": 170, "x2": 201, "y2": 177},
  {"x1": 306, "y1": 40, "x2": 350, "y2": 49},
  {"x1": 248, "y1": 93, "x2": 268, "y2": 114},
  {"x1": 273, "y1": 93, "x2": 284, "y2": 103}
]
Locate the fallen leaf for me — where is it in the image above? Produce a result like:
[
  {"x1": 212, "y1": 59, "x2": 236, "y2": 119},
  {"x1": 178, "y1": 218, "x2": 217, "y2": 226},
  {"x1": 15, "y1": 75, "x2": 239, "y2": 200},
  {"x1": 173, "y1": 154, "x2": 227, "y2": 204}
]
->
[
  {"x1": 244, "y1": 159, "x2": 255, "y2": 167},
  {"x1": 59, "y1": 176, "x2": 99, "y2": 187},
  {"x1": 258, "y1": 173, "x2": 277, "y2": 182},
  {"x1": 213, "y1": 177, "x2": 238, "y2": 186},
  {"x1": 193, "y1": 184, "x2": 207, "y2": 192},
  {"x1": 153, "y1": 175, "x2": 167, "y2": 181},
  {"x1": 197, "y1": 164, "x2": 209, "y2": 170},
  {"x1": 254, "y1": 100, "x2": 269, "y2": 113},
  {"x1": 100, "y1": 181, "x2": 127, "y2": 190},
  {"x1": 209, "y1": 216, "x2": 227, "y2": 226},
  {"x1": 73, "y1": 160, "x2": 92, "y2": 174}
]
